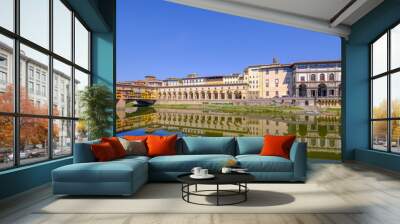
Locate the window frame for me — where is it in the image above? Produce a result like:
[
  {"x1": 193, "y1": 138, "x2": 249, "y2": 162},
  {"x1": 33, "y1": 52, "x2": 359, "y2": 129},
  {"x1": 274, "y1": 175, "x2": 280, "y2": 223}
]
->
[
  {"x1": 369, "y1": 21, "x2": 400, "y2": 154},
  {"x1": 310, "y1": 74, "x2": 316, "y2": 81},
  {"x1": 0, "y1": 0, "x2": 92, "y2": 171}
]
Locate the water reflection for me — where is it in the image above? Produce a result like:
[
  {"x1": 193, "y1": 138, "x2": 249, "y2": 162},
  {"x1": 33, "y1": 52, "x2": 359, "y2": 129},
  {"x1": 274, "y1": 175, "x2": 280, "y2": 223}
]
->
[{"x1": 117, "y1": 107, "x2": 341, "y2": 159}]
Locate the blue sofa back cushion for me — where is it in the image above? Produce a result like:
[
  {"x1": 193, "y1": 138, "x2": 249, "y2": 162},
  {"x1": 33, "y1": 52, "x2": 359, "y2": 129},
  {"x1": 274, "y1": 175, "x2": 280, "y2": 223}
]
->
[
  {"x1": 181, "y1": 137, "x2": 236, "y2": 155},
  {"x1": 236, "y1": 137, "x2": 264, "y2": 155},
  {"x1": 73, "y1": 139, "x2": 100, "y2": 163}
]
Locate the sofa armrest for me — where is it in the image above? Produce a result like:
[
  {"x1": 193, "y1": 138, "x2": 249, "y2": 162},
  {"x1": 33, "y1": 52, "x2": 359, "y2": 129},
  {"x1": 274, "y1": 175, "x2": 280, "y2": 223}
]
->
[
  {"x1": 73, "y1": 140, "x2": 100, "y2": 163},
  {"x1": 289, "y1": 141, "x2": 307, "y2": 181}
]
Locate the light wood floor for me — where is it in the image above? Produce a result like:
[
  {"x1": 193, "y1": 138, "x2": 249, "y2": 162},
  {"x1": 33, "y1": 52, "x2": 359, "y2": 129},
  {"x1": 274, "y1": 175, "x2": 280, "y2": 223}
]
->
[{"x1": 1, "y1": 161, "x2": 400, "y2": 224}]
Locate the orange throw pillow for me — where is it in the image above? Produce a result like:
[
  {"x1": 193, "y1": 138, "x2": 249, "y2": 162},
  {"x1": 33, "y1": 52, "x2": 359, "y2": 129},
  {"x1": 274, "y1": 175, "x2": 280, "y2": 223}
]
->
[
  {"x1": 101, "y1": 137, "x2": 127, "y2": 158},
  {"x1": 260, "y1": 135, "x2": 296, "y2": 159},
  {"x1": 91, "y1": 142, "x2": 117, "y2": 161},
  {"x1": 146, "y1": 135, "x2": 177, "y2": 157},
  {"x1": 124, "y1": 135, "x2": 148, "y2": 141}
]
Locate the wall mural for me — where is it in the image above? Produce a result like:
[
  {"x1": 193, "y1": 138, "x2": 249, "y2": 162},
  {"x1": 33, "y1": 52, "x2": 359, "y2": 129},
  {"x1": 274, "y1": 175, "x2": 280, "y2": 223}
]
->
[{"x1": 116, "y1": 61, "x2": 342, "y2": 160}]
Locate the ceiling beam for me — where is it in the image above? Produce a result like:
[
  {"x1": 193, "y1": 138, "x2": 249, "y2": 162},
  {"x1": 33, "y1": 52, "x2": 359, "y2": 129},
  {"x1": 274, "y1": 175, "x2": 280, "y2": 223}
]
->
[
  {"x1": 167, "y1": 0, "x2": 351, "y2": 37},
  {"x1": 330, "y1": 0, "x2": 368, "y2": 28}
]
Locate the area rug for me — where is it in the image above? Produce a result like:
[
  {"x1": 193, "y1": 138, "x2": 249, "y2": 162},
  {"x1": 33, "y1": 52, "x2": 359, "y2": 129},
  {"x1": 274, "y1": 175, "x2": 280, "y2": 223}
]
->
[{"x1": 37, "y1": 183, "x2": 361, "y2": 214}]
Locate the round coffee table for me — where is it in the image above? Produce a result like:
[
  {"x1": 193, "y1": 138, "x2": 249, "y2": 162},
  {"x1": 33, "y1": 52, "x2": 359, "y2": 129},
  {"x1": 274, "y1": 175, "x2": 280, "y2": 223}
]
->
[{"x1": 177, "y1": 173, "x2": 255, "y2": 206}]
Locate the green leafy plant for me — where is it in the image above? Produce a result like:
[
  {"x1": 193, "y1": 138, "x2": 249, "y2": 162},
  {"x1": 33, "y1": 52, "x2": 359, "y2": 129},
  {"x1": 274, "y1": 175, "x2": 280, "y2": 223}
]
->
[{"x1": 79, "y1": 84, "x2": 114, "y2": 140}]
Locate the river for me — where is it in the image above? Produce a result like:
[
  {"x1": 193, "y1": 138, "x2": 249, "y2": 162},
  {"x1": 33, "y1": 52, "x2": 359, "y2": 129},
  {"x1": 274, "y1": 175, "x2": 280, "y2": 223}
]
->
[{"x1": 116, "y1": 106, "x2": 341, "y2": 160}]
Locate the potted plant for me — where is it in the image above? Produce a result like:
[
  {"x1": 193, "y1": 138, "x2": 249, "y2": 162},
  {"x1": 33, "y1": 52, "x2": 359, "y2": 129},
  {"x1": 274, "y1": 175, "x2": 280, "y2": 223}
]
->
[{"x1": 79, "y1": 84, "x2": 114, "y2": 140}]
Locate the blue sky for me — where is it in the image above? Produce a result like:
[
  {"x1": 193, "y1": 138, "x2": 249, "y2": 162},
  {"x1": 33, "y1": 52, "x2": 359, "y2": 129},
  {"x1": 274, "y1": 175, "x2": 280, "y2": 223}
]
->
[{"x1": 117, "y1": 0, "x2": 341, "y2": 81}]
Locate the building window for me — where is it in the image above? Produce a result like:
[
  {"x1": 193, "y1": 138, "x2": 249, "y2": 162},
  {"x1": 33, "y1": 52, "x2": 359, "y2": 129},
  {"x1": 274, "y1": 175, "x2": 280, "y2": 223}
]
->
[
  {"x1": 300, "y1": 76, "x2": 305, "y2": 82},
  {"x1": 0, "y1": 0, "x2": 91, "y2": 170},
  {"x1": 311, "y1": 74, "x2": 316, "y2": 81},
  {"x1": 41, "y1": 85, "x2": 46, "y2": 97},
  {"x1": 329, "y1": 73, "x2": 335, "y2": 81},
  {"x1": 370, "y1": 23, "x2": 400, "y2": 153},
  {"x1": 35, "y1": 70, "x2": 40, "y2": 80},
  {"x1": 36, "y1": 83, "x2": 40, "y2": 95},
  {"x1": 28, "y1": 67, "x2": 34, "y2": 79},
  {"x1": 0, "y1": 71, "x2": 6, "y2": 84},
  {"x1": 275, "y1": 79, "x2": 279, "y2": 87},
  {"x1": 320, "y1": 74, "x2": 325, "y2": 81},
  {"x1": 275, "y1": 91, "x2": 279, "y2": 97},
  {"x1": 266, "y1": 91, "x2": 269, "y2": 96},
  {"x1": 0, "y1": 55, "x2": 7, "y2": 67}
]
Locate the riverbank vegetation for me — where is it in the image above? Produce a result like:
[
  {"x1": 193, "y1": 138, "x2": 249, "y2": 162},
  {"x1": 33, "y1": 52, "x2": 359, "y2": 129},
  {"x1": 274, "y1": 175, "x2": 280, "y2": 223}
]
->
[{"x1": 154, "y1": 103, "x2": 305, "y2": 116}]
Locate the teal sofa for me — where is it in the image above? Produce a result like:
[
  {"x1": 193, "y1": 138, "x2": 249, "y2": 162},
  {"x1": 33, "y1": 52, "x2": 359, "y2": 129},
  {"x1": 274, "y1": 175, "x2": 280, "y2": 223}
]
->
[{"x1": 52, "y1": 137, "x2": 307, "y2": 196}]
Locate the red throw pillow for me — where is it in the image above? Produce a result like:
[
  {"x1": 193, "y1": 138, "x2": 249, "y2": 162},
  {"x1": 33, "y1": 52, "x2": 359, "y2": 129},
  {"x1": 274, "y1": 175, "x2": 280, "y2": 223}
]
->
[
  {"x1": 91, "y1": 142, "x2": 117, "y2": 161},
  {"x1": 146, "y1": 135, "x2": 177, "y2": 157},
  {"x1": 124, "y1": 135, "x2": 148, "y2": 141},
  {"x1": 260, "y1": 135, "x2": 296, "y2": 159},
  {"x1": 101, "y1": 137, "x2": 127, "y2": 158}
]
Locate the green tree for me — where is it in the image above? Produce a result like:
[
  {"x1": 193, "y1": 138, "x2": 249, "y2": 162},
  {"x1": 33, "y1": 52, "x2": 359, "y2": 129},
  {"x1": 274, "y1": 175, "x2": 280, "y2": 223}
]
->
[{"x1": 79, "y1": 84, "x2": 114, "y2": 140}]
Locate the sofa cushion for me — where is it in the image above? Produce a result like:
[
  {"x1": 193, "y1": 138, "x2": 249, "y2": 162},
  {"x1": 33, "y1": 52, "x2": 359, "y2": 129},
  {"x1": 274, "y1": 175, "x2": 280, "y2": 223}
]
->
[
  {"x1": 236, "y1": 137, "x2": 264, "y2": 155},
  {"x1": 149, "y1": 154, "x2": 235, "y2": 172},
  {"x1": 260, "y1": 135, "x2": 296, "y2": 159},
  {"x1": 181, "y1": 137, "x2": 235, "y2": 155},
  {"x1": 119, "y1": 138, "x2": 147, "y2": 156},
  {"x1": 147, "y1": 135, "x2": 177, "y2": 157},
  {"x1": 91, "y1": 142, "x2": 118, "y2": 161},
  {"x1": 101, "y1": 137, "x2": 127, "y2": 158},
  {"x1": 53, "y1": 157, "x2": 148, "y2": 183},
  {"x1": 236, "y1": 155, "x2": 293, "y2": 172}
]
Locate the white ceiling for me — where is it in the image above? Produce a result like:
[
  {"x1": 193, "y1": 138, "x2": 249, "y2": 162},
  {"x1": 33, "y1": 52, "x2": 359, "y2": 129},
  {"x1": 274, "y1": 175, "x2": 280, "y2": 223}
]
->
[
  {"x1": 168, "y1": 0, "x2": 384, "y2": 38},
  {"x1": 228, "y1": 0, "x2": 352, "y2": 23}
]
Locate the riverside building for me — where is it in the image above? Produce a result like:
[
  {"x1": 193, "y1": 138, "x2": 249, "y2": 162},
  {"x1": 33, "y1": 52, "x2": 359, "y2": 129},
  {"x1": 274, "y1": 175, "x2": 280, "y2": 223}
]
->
[{"x1": 116, "y1": 59, "x2": 341, "y2": 106}]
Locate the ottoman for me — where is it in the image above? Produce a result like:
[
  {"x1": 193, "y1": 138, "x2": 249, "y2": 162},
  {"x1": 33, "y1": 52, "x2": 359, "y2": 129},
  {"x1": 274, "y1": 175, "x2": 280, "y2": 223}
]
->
[{"x1": 52, "y1": 158, "x2": 148, "y2": 196}]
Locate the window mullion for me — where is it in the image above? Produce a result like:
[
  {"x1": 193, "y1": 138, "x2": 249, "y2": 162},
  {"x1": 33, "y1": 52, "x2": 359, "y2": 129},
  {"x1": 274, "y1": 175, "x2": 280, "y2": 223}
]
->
[
  {"x1": 48, "y1": 0, "x2": 54, "y2": 160},
  {"x1": 387, "y1": 30, "x2": 391, "y2": 153},
  {"x1": 370, "y1": 44, "x2": 373, "y2": 149},
  {"x1": 13, "y1": 0, "x2": 20, "y2": 167},
  {"x1": 71, "y1": 10, "x2": 76, "y2": 153}
]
